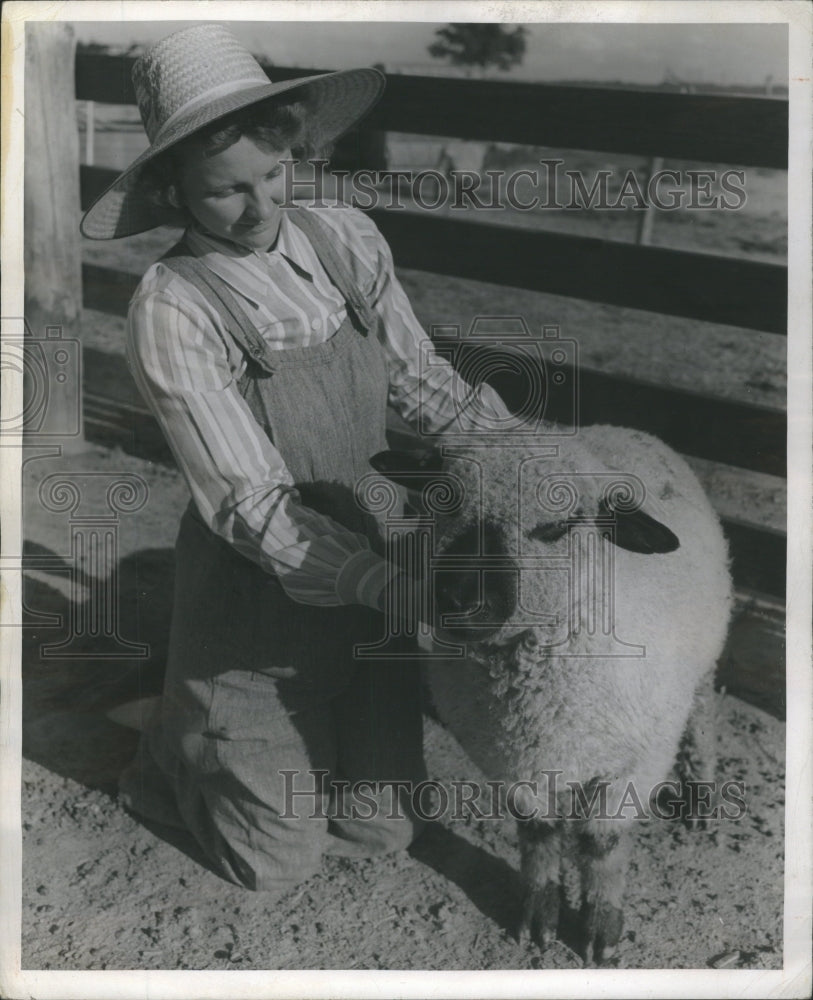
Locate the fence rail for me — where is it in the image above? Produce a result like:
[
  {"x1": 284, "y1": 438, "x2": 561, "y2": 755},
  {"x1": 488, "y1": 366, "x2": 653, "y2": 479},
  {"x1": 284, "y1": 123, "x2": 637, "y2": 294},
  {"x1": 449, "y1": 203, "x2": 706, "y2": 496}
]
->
[
  {"x1": 75, "y1": 53, "x2": 788, "y2": 168},
  {"x1": 75, "y1": 51, "x2": 788, "y2": 602},
  {"x1": 81, "y1": 257, "x2": 785, "y2": 479},
  {"x1": 80, "y1": 164, "x2": 787, "y2": 337}
]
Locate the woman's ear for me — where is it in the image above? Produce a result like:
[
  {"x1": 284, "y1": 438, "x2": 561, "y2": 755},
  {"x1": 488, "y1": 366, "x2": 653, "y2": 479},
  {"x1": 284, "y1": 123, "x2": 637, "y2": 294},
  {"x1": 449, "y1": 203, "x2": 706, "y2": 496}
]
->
[{"x1": 167, "y1": 185, "x2": 183, "y2": 210}]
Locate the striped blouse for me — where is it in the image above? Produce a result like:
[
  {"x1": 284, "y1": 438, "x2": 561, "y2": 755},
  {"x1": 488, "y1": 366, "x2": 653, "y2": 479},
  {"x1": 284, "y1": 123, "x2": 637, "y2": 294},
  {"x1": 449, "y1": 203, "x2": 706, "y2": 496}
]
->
[{"x1": 126, "y1": 204, "x2": 509, "y2": 609}]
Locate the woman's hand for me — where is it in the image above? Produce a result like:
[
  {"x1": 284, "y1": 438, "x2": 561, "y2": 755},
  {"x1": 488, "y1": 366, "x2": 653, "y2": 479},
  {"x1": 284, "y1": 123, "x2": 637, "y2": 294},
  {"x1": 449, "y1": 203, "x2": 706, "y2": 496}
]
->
[{"x1": 377, "y1": 571, "x2": 432, "y2": 630}]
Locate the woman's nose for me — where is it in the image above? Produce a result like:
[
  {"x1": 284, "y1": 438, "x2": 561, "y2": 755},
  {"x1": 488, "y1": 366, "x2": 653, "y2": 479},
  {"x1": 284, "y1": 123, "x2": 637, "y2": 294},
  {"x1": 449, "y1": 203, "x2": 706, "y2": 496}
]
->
[{"x1": 245, "y1": 186, "x2": 275, "y2": 221}]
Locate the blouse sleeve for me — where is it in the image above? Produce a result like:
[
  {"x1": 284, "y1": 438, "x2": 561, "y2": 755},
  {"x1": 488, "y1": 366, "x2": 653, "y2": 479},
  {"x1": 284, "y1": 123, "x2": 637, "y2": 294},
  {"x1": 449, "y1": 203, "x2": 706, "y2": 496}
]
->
[
  {"x1": 126, "y1": 279, "x2": 397, "y2": 609},
  {"x1": 355, "y1": 214, "x2": 513, "y2": 435}
]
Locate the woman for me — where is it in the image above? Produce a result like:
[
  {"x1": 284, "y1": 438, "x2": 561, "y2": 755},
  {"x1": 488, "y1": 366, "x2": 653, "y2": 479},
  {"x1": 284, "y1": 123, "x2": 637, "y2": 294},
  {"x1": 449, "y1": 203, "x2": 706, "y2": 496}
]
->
[{"x1": 82, "y1": 23, "x2": 508, "y2": 892}]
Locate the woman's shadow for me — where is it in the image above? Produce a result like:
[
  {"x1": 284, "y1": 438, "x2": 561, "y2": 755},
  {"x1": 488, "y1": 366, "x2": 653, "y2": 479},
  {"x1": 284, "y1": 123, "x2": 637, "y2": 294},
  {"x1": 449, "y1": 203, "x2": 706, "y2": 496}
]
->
[
  {"x1": 21, "y1": 538, "x2": 228, "y2": 870},
  {"x1": 22, "y1": 539, "x2": 174, "y2": 791}
]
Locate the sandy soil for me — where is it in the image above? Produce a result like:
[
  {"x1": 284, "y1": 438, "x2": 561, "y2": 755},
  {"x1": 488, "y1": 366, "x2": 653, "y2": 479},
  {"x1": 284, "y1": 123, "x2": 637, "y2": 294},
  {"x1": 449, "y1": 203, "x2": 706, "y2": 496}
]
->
[
  {"x1": 21, "y1": 704, "x2": 785, "y2": 972},
  {"x1": 20, "y1": 444, "x2": 785, "y2": 972}
]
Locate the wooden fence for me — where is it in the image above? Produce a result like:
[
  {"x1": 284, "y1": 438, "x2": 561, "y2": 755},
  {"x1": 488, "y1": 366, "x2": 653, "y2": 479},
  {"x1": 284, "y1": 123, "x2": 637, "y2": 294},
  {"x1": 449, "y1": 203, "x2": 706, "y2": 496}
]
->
[{"x1": 75, "y1": 52, "x2": 787, "y2": 609}]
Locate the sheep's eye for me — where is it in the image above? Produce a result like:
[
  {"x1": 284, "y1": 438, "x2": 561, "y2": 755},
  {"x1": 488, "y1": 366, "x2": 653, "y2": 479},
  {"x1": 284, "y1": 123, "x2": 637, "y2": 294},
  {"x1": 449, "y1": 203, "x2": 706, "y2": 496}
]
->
[{"x1": 528, "y1": 520, "x2": 570, "y2": 542}]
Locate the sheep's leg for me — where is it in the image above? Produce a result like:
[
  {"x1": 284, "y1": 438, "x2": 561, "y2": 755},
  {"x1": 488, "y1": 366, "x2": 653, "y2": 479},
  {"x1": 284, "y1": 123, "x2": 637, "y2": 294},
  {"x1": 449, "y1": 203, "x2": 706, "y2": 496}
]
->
[
  {"x1": 577, "y1": 820, "x2": 632, "y2": 964},
  {"x1": 676, "y1": 670, "x2": 721, "y2": 831},
  {"x1": 517, "y1": 819, "x2": 561, "y2": 948}
]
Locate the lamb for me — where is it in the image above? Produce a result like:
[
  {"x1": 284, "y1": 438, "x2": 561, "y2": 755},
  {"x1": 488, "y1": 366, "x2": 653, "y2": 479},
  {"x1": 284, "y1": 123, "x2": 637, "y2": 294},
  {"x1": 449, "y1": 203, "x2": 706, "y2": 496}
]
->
[{"x1": 370, "y1": 424, "x2": 733, "y2": 963}]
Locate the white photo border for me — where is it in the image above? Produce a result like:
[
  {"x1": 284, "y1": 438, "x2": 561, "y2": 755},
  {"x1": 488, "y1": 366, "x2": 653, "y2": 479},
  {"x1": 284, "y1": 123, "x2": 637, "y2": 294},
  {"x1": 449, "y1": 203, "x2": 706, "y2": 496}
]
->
[{"x1": 2, "y1": 1, "x2": 810, "y2": 997}]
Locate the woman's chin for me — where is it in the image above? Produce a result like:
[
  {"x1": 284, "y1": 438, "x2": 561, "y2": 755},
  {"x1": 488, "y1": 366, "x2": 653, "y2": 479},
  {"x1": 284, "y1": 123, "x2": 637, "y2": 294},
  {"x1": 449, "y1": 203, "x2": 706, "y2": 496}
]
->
[{"x1": 232, "y1": 219, "x2": 281, "y2": 249}]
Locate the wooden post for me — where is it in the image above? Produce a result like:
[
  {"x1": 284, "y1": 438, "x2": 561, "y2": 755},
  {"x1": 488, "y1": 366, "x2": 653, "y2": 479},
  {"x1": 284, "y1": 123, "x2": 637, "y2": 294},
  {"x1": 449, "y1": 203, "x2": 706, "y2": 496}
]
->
[
  {"x1": 637, "y1": 155, "x2": 663, "y2": 246},
  {"x1": 24, "y1": 22, "x2": 84, "y2": 449},
  {"x1": 85, "y1": 99, "x2": 95, "y2": 165}
]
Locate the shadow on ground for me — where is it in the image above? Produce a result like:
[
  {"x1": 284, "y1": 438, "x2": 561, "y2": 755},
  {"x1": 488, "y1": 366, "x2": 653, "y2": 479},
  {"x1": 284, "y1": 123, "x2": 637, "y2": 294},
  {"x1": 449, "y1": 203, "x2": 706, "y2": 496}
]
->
[{"x1": 22, "y1": 543, "x2": 173, "y2": 790}]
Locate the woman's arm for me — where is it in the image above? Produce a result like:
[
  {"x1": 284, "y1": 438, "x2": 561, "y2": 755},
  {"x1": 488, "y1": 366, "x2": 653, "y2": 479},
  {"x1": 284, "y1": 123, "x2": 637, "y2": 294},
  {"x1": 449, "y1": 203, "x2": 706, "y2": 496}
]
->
[
  {"x1": 126, "y1": 278, "x2": 398, "y2": 610},
  {"x1": 350, "y1": 212, "x2": 513, "y2": 435}
]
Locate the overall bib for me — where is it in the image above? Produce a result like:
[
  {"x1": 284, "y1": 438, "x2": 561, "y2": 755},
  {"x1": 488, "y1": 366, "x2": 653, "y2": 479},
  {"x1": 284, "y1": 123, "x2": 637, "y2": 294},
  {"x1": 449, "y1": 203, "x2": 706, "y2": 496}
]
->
[{"x1": 121, "y1": 208, "x2": 426, "y2": 891}]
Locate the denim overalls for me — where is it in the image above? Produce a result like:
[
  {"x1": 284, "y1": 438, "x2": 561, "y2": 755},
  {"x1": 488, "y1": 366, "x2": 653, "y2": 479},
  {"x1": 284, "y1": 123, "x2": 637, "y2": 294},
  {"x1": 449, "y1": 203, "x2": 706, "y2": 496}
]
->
[{"x1": 120, "y1": 207, "x2": 426, "y2": 891}]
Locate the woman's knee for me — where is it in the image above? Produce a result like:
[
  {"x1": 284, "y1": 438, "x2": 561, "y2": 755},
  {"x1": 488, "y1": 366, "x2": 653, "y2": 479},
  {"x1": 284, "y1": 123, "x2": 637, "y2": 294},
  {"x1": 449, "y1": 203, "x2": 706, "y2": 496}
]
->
[
  {"x1": 326, "y1": 788, "x2": 427, "y2": 857},
  {"x1": 220, "y1": 839, "x2": 324, "y2": 893},
  {"x1": 204, "y1": 804, "x2": 328, "y2": 892}
]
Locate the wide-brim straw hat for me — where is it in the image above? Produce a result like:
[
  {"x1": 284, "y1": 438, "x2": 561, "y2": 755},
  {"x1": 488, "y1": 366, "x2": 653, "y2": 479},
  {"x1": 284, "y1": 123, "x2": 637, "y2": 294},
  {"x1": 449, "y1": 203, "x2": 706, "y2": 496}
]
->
[{"x1": 81, "y1": 24, "x2": 385, "y2": 239}]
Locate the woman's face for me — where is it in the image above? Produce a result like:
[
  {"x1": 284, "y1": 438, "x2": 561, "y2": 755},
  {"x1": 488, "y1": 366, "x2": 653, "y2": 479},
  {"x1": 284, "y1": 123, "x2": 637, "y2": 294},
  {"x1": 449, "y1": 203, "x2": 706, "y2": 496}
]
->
[{"x1": 176, "y1": 136, "x2": 290, "y2": 250}]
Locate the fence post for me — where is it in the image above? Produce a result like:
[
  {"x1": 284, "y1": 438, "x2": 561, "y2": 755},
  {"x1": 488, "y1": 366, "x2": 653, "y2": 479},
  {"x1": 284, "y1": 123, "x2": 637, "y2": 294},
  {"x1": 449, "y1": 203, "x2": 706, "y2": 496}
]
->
[
  {"x1": 24, "y1": 22, "x2": 85, "y2": 451},
  {"x1": 637, "y1": 155, "x2": 663, "y2": 246},
  {"x1": 84, "y1": 99, "x2": 95, "y2": 166}
]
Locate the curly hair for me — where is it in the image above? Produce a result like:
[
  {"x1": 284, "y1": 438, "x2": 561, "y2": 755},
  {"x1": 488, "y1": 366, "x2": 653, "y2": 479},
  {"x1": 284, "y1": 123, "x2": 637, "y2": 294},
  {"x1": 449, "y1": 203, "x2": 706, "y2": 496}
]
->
[{"x1": 136, "y1": 98, "x2": 325, "y2": 226}]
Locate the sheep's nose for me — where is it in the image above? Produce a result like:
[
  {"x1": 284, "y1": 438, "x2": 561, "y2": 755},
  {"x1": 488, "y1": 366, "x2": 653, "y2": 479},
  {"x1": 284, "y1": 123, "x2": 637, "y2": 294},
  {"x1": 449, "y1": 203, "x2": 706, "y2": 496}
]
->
[{"x1": 434, "y1": 566, "x2": 517, "y2": 642}]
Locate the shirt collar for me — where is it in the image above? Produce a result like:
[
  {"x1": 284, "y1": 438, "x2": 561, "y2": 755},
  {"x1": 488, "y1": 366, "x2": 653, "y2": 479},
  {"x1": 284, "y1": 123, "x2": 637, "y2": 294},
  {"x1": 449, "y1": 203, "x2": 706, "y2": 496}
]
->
[{"x1": 184, "y1": 211, "x2": 317, "y2": 294}]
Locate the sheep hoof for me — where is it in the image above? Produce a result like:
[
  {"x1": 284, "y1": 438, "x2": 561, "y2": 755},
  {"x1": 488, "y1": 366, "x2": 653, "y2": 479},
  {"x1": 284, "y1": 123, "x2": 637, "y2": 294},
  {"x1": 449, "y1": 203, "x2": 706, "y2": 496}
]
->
[
  {"x1": 518, "y1": 882, "x2": 560, "y2": 949},
  {"x1": 580, "y1": 900, "x2": 624, "y2": 965}
]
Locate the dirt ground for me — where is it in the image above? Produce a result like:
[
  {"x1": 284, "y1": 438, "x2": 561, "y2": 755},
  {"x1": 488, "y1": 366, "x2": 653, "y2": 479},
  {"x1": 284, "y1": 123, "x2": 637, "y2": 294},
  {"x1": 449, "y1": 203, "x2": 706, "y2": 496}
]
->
[{"x1": 20, "y1": 443, "x2": 785, "y2": 972}]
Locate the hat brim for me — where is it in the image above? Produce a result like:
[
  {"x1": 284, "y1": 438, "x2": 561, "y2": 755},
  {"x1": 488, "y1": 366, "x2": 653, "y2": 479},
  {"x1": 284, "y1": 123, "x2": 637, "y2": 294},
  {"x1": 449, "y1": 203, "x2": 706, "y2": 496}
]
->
[{"x1": 80, "y1": 67, "x2": 385, "y2": 240}]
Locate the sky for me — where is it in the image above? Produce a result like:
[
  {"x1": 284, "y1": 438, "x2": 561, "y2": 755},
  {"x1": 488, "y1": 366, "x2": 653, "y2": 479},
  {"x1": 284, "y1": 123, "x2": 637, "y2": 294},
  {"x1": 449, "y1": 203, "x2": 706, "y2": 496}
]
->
[{"x1": 71, "y1": 21, "x2": 788, "y2": 87}]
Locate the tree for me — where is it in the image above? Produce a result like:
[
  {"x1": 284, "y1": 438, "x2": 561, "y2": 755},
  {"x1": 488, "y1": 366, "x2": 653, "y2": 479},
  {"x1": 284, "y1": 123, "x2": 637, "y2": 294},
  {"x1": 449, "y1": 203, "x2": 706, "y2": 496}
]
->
[{"x1": 428, "y1": 23, "x2": 528, "y2": 74}]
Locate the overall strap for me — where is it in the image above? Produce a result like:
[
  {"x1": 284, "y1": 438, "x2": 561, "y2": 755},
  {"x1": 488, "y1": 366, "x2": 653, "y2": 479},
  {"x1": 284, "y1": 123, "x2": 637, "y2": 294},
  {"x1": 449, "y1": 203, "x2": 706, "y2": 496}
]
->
[
  {"x1": 287, "y1": 207, "x2": 376, "y2": 334},
  {"x1": 160, "y1": 241, "x2": 276, "y2": 374}
]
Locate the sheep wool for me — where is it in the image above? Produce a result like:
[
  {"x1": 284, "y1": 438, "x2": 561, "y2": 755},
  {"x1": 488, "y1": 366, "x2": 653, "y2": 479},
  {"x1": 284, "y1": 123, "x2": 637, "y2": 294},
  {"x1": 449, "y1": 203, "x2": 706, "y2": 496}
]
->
[{"x1": 378, "y1": 424, "x2": 733, "y2": 961}]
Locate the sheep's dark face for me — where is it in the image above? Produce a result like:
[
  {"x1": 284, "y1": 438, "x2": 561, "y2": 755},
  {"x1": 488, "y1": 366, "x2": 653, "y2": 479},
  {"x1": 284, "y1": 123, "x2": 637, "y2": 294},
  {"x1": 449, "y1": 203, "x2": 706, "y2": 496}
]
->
[
  {"x1": 369, "y1": 442, "x2": 681, "y2": 647},
  {"x1": 433, "y1": 519, "x2": 518, "y2": 642}
]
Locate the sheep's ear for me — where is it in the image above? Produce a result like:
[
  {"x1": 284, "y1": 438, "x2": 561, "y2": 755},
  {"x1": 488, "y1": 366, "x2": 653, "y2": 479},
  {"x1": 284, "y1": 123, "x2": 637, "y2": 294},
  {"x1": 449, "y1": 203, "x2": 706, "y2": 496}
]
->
[
  {"x1": 599, "y1": 499, "x2": 680, "y2": 554},
  {"x1": 370, "y1": 448, "x2": 444, "y2": 489}
]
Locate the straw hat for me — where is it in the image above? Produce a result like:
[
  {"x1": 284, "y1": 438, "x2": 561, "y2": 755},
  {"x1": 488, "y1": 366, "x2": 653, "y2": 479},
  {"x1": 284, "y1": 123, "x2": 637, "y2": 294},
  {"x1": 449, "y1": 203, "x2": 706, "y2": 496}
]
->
[{"x1": 80, "y1": 24, "x2": 385, "y2": 239}]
